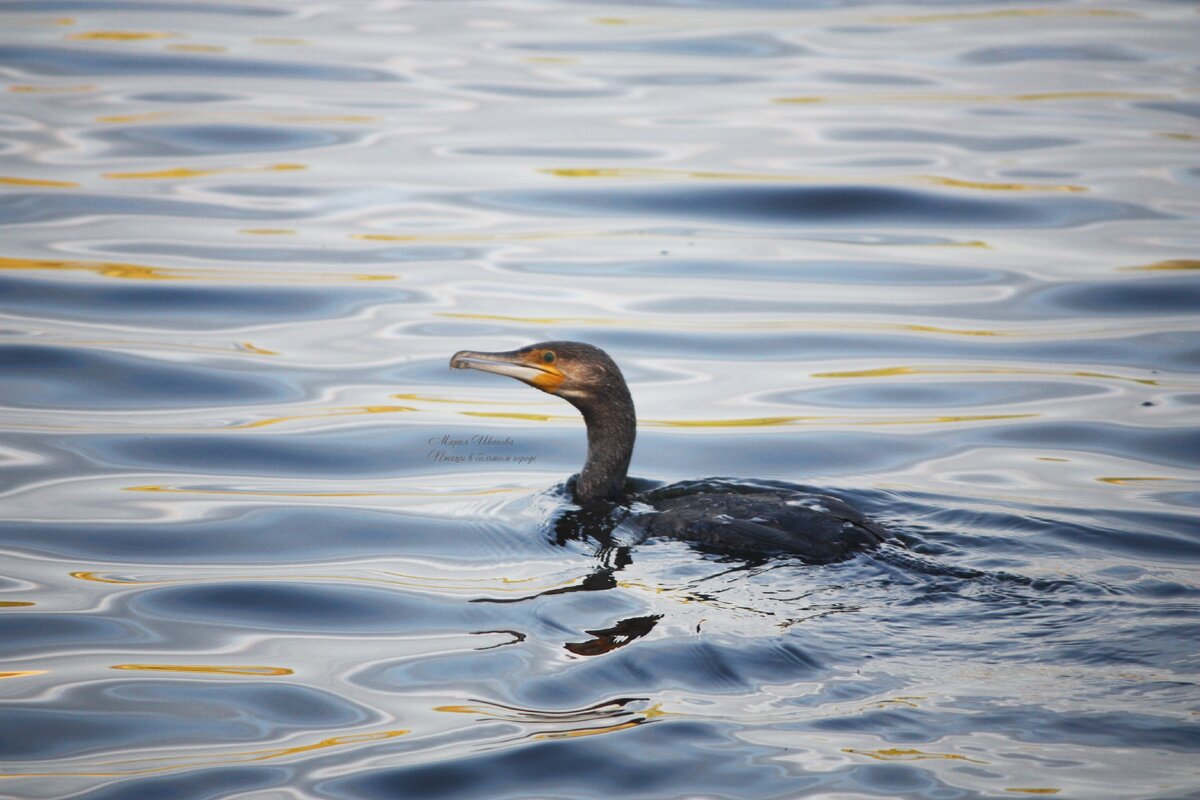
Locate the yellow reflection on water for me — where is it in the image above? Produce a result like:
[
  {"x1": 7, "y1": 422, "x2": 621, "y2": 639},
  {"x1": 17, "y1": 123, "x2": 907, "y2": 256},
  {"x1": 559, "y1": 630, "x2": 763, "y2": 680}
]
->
[
  {"x1": 1005, "y1": 791, "x2": 1061, "y2": 796},
  {"x1": 95, "y1": 111, "x2": 169, "y2": 124},
  {"x1": 104, "y1": 163, "x2": 305, "y2": 180},
  {"x1": 922, "y1": 176, "x2": 1084, "y2": 193},
  {"x1": 68, "y1": 31, "x2": 174, "y2": 40},
  {"x1": 228, "y1": 405, "x2": 417, "y2": 430},
  {"x1": 903, "y1": 324, "x2": 999, "y2": 337},
  {"x1": 0, "y1": 601, "x2": 35, "y2": 607},
  {"x1": 0, "y1": 255, "x2": 393, "y2": 283},
  {"x1": 122, "y1": 485, "x2": 519, "y2": 498},
  {"x1": 540, "y1": 167, "x2": 1084, "y2": 193},
  {"x1": 1121, "y1": 259, "x2": 1200, "y2": 271},
  {"x1": 111, "y1": 664, "x2": 293, "y2": 676},
  {"x1": 9, "y1": 84, "x2": 96, "y2": 93},
  {"x1": 533, "y1": 720, "x2": 643, "y2": 739},
  {"x1": 843, "y1": 747, "x2": 988, "y2": 764},
  {"x1": 0, "y1": 671, "x2": 47, "y2": 680},
  {"x1": 0, "y1": 176, "x2": 78, "y2": 187},
  {"x1": 0, "y1": 729, "x2": 409, "y2": 778},
  {"x1": 811, "y1": 365, "x2": 1160, "y2": 386},
  {"x1": 460, "y1": 409, "x2": 1036, "y2": 428},
  {"x1": 0, "y1": 256, "x2": 177, "y2": 280},
  {"x1": 1096, "y1": 477, "x2": 1172, "y2": 485},
  {"x1": 71, "y1": 571, "x2": 168, "y2": 585},
  {"x1": 392, "y1": 393, "x2": 533, "y2": 405},
  {"x1": 460, "y1": 411, "x2": 560, "y2": 422},
  {"x1": 438, "y1": 312, "x2": 1012, "y2": 338},
  {"x1": 869, "y1": 696, "x2": 924, "y2": 708}
]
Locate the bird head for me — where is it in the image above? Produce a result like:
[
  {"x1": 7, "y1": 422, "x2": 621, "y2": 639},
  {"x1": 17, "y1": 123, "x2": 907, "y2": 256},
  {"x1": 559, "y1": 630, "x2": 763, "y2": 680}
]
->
[{"x1": 450, "y1": 341, "x2": 625, "y2": 404}]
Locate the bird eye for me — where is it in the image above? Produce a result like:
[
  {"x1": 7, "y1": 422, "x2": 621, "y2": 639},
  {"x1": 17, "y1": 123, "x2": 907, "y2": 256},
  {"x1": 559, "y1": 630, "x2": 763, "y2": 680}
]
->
[{"x1": 542, "y1": 351, "x2": 556, "y2": 364}]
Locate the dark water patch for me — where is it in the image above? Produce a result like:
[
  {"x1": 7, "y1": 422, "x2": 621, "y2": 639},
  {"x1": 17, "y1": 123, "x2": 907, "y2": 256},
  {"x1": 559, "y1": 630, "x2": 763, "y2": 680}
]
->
[
  {"x1": 0, "y1": 506, "x2": 533, "y2": 564},
  {"x1": 214, "y1": 183, "x2": 333, "y2": 198},
  {"x1": 1028, "y1": 275, "x2": 1200, "y2": 315},
  {"x1": 0, "y1": 0, "x2": 286, "y2": 14},
  {"x1": 960, "y1": 43, "x2": 1145, "y2": 64},
  {"x1": 876, "y1": 493, "x2": 1200, "y2": 562},
  {"x1": 826, "y1": 126, "x2": 1076, "y2": 152},
  {"x1": 528, "y1": 636, "x2": 825, "y2": 699},
  {"x1": 514, "y1": 34, "x2": 806, "y2": 58},
  {"x1": 1046, "y1": 621, "x2": 1200, "y2": 669},
  {"x1": 0, "y1": 191, "x2": 300, "y2": 224},
  {"x1": 75, "y1": 423, "x2": 578, "y2": 477},
  {"x1": 130, "y1": 91, "x2": 239, "y2": 103},
  {"x1": 100, "y1": 240, "x2": 474, "y2": 263},
  {"x1": 0, "y1": 615, "x2": 147, "y2": 658},
  {"x1": 131, "y1": 581, "x2": 499, "y2": 634},
  {"x1": 73, "y1": 767, "x2": 288, "y2": 800},
  {"x1": 769, "y1": 380, "x2": 1103, "y2": 409},
  {"x1": 0, "y1": 275, "x2": 399, "y2": 328},
  {"x1": 0, "y1": 344, "x2": 294, "y2": 409},
  {"x1": 505, "y1": 257, "x2": 1010, "y2": 285},
  {"x1": 110, "y1": 680, "x2": 370, "y2": 725},
  {"x1": 88, "y1": 124, "x2": 361, "y2": 157},
  {"x1": 322, "y1": 721, "x2": 796, "y2": 800},
  {"x1": 1137, "y1": 101, "x2": 1200, "y2": 120},
  {"x1": 0, "y1": 45, "x2": 396, "y2": 82},
  {"x1": 0, "y1": 681, "x2": 369, "y2": 759},
  {"x1": 797, "y1": 703, "x2": 1200, "y2": 752},
  {"x1": 369, "y1": 645, "x2": 537, "y2": 698},
  {"x1": 1037, "y1": 516, "x2": 1200, "y2": 563},
  {"x1": 473, "y1": 184, "x2": 1155, "y2": 228},
  {"x1": 975, "y1": 421, "x2": 1200, "y2": 470},
  {"x1": 817, "y1": 71, "x2": 933, "y2": 85}
]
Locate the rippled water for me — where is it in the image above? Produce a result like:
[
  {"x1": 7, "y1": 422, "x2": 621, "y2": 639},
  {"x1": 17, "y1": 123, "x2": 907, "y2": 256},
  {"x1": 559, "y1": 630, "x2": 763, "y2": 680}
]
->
[{"x1": 2, "y1": 1, "x2": 1199, "y2": 798}]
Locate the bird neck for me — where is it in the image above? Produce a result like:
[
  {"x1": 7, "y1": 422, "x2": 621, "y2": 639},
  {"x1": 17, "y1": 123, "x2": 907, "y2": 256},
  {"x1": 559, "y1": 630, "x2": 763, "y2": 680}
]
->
[{"x1": 570, "y1": 384, "x2": 636, "y2": 505}]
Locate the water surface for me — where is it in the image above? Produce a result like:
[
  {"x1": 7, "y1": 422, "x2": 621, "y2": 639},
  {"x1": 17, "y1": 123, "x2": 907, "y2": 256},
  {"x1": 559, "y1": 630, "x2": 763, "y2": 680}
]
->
[{"x1": 1, "y1": 1, "x2": 1198, "y2": 798}]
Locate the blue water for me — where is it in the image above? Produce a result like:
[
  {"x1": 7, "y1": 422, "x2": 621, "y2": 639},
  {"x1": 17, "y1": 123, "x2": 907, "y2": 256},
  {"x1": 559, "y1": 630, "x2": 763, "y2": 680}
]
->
[{"x1": 1, "y1": 0, "x2": 1198, "y2": 798}]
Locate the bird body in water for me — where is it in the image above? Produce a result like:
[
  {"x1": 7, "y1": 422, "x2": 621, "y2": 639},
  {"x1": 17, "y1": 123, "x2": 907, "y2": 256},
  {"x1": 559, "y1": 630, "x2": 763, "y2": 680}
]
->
[{"x1": 450, "y1": 341, "x2": 890, "y2": 561}]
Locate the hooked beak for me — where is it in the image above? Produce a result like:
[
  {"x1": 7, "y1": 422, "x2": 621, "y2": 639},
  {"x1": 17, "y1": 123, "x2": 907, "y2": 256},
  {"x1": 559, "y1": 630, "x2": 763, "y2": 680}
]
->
[
  {"x1": 450, "y1": 349, "x2": 557, "y2": 389},
  {"x1": 450, "y1": 349, "x2": 539, "y2": 380}
]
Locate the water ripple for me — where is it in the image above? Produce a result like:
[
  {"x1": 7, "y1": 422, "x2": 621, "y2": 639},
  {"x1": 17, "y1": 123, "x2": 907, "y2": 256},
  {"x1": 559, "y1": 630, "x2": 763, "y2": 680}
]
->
[
  {"x1": 2, "y1": 0, "x2": 1198, "y2": 797},
  {"x1": 0, "y1": 45, "x2": 396, "y2": 81},
  {"x1": 475, "y1": 185, "x2": 1159, "y2": 228}
]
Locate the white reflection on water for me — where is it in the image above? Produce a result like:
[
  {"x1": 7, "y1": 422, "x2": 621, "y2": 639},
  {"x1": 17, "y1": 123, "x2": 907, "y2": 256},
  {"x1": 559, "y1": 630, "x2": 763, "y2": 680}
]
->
[{"x1": 1, "y1": 0, "x2": 1198, "y2": 798}]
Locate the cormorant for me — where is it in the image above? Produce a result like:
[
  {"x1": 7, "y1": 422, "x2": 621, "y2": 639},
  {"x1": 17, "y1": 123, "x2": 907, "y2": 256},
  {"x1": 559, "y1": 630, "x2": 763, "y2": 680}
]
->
[{"x1": 450, "y1": 341, "x2": 890, "y2": 561}]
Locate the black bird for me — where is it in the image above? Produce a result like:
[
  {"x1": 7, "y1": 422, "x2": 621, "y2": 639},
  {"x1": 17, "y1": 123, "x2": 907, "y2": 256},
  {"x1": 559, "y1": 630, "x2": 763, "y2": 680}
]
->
[{"x1": 450, "y1": 341, "x2": 890, "y2": 561}]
